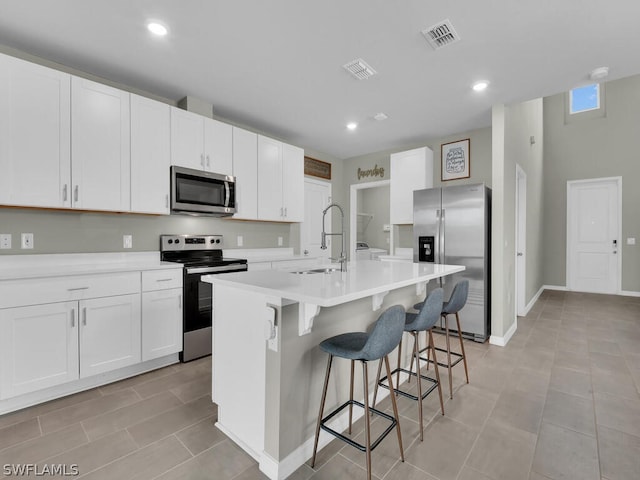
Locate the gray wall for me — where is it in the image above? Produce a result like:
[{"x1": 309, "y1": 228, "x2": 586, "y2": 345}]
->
[
  {"x1": 543, "y1": 75, "x2": 640, "y2": 292},
  {"x1": 491, "y1": 98, "x2": 544, "y2": 338}
]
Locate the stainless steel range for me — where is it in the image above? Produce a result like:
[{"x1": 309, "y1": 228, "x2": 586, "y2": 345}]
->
[{"x1": 160, "y1": 234, "x2": 248, "y2": 362}]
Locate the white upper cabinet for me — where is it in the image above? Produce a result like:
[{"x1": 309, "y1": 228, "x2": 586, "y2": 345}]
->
[
  {"x1": 71, "y1": 77, "x2": 131, "y2": 211},
  {"x1": 232, "y1": 127, "x2": 258, "y2": 219},
  {"x1": 282, "y1": 143, "x2": 304, "y2": 222},
  {"x1": 130, "y1": 94, "x2": 171, "y2": 214},
  {"x1": 257, "y1": 135, "x2": 304, "y2": 222},
  {"x1": 0, "y1": 53, "x2": 71, "y2": 208},
  {"x1": 170, "y1": 107, "x2": 233, "y2": 174},
  {"x1": 257, "y1": 135, "x2": 284, "y2": 221},
  {"x1": 390, "y1": 146, "x2": 434, "y2": 224}
]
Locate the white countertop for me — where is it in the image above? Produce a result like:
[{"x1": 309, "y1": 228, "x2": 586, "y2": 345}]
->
[
  {"x1": 0, "y1": 252, "x2": 182, "y2": 281},
  {"x1": 203, "y1": 260, "x2": 464, "y2": 307},
  {"x1": 224, "y1": 247, "x2": 320, "y2": 263}
]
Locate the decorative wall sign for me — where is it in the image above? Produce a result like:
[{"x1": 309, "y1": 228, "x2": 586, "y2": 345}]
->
[
  {"x1": 304, "y1": 156, "x2": 331, "y2": 180},
  {"x1": 357, "y1": 164, "x2": 385, "y2": 180},
  {"x1": 441, "y1": 138, "x2": 470, "y2": 181}
]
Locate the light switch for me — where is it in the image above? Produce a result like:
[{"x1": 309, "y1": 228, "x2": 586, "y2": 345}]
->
[
  {"x1": 123, "y1": 235, "x2": 133, "y2": 248},
  {"x1": 278, "y1": 236, "x2": 283, "y2": 246},
  {"x1": 237, "y1": 235, "x2": 243, "y2": 247},
  {"x1": 627, "y1": 237, "x2": 636, "y2": 245}
]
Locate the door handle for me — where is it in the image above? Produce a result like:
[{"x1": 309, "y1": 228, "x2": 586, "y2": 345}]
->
[
  {"x1": 63, "y1": 184, "x2": 68, "y2": 202},
  {"x1": 206, "y1": 154, "x2": 210, "y2": 168},
  {"x1": 71, "y1": 308, "x2": 75, "y2": 327},
  {"x1": 82, "y1": 308, "x2": 87, "y2": 326},
  {"x1": 517, "y1": 252, "x2": 523, "y2": 257},
  {"x1": 74, "y1": 185, "x2": 79, "y2": 203}
]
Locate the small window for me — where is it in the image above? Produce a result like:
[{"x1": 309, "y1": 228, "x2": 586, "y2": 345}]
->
[{"x1": 569, "y1": 84, "x2": 600, "y2": 114}]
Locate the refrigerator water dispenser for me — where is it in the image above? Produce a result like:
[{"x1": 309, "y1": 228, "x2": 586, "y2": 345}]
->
[{"x1": 418, "y1": 236, "x2": 435, "y2": 262}]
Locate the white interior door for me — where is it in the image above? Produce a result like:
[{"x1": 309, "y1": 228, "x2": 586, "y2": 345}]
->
[
  {"x1": 301, "y1": 178, "x2": 332, "y2": 259},
  {"x1": 516, "y1": 165, "x2": 527, "y2": 316},
  {"x1": 567, "y1": 177, "x2": 621, "y2": 294}
]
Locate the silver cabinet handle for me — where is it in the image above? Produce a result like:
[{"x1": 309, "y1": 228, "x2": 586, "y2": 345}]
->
[
  {"x1": 206, "y1": 154, "x2": 210, "y2": 168},
  {"x1": 74, "y1": 185, "x2": 79, "y2": 203},
  {"x1": 71, "y1": 308, "x2": 75, "y2": 327},
  {"x1": 200, "y1": 154, "x2": 205, "y2": 168},
  {"x1": 284, "y1": 207, "x2": 288, "y2": 217},
  {"x1": 63, "y1": 184, "x2": 68, "y2": 202},
  {"x1": 156, "y1": 278, "x2": 173, "y2": 282},
  {"x1": 83, "y1": 307, "x2": 87, "y2": 326},
  {"x1": 67, "y1": 287, "x2": 89, "y2": 292},
  {"x1": 280, "y1": 207, "x2": 283, "y2": 217}
]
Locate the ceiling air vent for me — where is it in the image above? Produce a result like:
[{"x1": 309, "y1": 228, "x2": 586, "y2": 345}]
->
[
  {"x1": 343, "y1": 58, "x2": 377, "y2": 80},
  {"x1": 422, "y1": 19, "x2": 460, "y2": 49}
]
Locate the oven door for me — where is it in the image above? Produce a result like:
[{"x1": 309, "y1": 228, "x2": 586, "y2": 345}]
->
[
  {"x1": 171, "y1": 166, "x2": 236, "y2": 216},
  {"x1": 181, "y1": 263, "x2": 247, "y2": 362}
]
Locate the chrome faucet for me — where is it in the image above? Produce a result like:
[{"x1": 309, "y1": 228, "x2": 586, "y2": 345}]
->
[{"x1": 321, "y1": 202, "x2": 347, "y2": 272}]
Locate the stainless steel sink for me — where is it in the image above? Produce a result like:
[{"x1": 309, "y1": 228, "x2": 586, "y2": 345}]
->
[{"x1": 289, "y1": 267, "x2": 339, "y2": 274}]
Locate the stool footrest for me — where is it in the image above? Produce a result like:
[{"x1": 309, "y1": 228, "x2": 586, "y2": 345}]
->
[
  {"x1": 417, "y1": 346, "x2": 464, "y2": 369},
  {"x1": 320, "y1": 400, "x2": 396, "y2": 453},
  {"x1": 378, "y1": 368, "x2": 438, "y2": 401}
]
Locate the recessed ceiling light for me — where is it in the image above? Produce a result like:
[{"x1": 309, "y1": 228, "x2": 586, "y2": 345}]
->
[
  {"x1": 147, "y1": 22, "x2": 168, "y2": 36},
  {"x1": 346, "y1": 122, "x2": 358, "y2": 131},
  {"x1": 590, "y1": 66, "x2": 609, "y2": 81},
  {"x1": 374, "y1": 112, "x2": 388, "y2": 121},
  {"x1": 472, "y1": 81, "x2": 489, "y2": 92}
]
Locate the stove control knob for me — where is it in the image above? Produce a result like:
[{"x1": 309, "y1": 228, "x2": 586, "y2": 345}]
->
[
  {"x1": 175, "y1": 239, "x2": 180, "y2": 244},
  {"x1": 168, "y1": 239, "x2": 173, "y2": 244},
  {"x1": 215, "y1": 239, "x2": 221, "y2": 244}
]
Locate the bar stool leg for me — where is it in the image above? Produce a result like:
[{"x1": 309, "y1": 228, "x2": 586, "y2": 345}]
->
[
  {"x1": 456, "y1": 312, "x2": 469, "y2": 384},
  {"x1": 397, "y1": 337, "x2": 404, "y2": 386},
  {"x1": 429, "y1": 330, "x2": 445, "y2": 415},
  {"x1": 412, "y1": 331, "x2": 424, "y2": 441},
  {"x1": 361, "y1": 360, "x2": 372, "y2": 480},
  {"x1": 384, "y1": 355, "x2": 405, "y2": 461},
  {"x1": 348, "y1": 360, "x2": 355, "y2": 433},
  {"x1": 443, "y1": 314, "x2": 454, "y2": 399},
  {"x1": 311, "y1": 354, "x2": 333, "y2": 468},
  {"x1": 372, "y1": 359, "x2": 383, "y2": 411}
]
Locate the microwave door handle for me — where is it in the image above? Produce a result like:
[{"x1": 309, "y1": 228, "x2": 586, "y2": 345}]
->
[{"x1": 225, "y1": 182, "x2": 230, "y2": 207}]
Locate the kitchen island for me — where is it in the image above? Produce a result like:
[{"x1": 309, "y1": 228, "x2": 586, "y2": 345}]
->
[{"x1": 203, "y1": 260, "x2": 464, "y2": 480}]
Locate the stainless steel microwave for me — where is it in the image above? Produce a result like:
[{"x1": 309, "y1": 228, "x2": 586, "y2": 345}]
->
[{"x1": 170, "y1": 166, "x2": 236, "y2": 216}]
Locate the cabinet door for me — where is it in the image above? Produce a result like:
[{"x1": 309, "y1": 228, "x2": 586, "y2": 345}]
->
[
  {"x1": 204, "y1": 118, "x2": 233, "y2": 174},
  {"x1": 71, "y1": 77, "x2": 131, "y2": 211},
  {"x1": 142, "y1": 288, "x2": 183, "y2": 361},
  {"x1": 0, "y1": 302, "x2": 78, "y2": 400},
  {"x1": 257, "y1": 135, "x2": 284, "y2": 221},
  {"x1": 170, "y1": 107, "x2": 205, "y2": 170},
  {"x1": 232, "y1": 127, "x2": 258, "y2": 219},
  {"x1": 79, "y1": 294, "x2": 141, "y2": 378},
  {"x1": 131, "y1": 94, "x2": 171, "y2": 214},
  {"x1": 390, "y1": 147, "x2": 433, "y2": 224},
  {"x1": 0, "y1": 53, "x2": 71, "y2": 208},
  {"x1": 282, "y1": 143, "x2": 304, "y2": 222}
]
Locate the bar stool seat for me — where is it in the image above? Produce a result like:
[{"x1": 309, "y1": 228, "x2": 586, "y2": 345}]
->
[
  {"x1": 414, "y1": 280, "x2": 470, "y2": 399},
  {"x1": 311, "y1": 305, "x2": 406, "y2": 480},
  {"x1": 374, "y1": 288, "x2": 445, "y2": 441}
]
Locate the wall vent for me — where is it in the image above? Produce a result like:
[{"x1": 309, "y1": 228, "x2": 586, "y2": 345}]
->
[
  {"x1": 343, "y1": 58, "x2": 377, "y2": 80},
  {"x1": 422, "y1": 19, "x2": 460, "y2": 49}
]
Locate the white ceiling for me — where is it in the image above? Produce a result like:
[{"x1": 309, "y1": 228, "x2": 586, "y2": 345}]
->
[{"x1": 1, "y1": 1, "x2": 639, "y2": 159}]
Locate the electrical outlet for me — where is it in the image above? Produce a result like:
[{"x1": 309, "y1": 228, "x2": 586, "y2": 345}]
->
[
  {"x1": 21, "y1": 233, "x2": 34, "y2": 249},
  {"x1": 627, "y1": 237, "x2": 636, "y2": 245},
  {"x1": 0, "y1": 234, "x2": 11, "y2": 249},
  {"x1": 278, "y1": 236, "x2": 283, "y2": 246},
  {"x1": 123, "y1": 235, "x2": 133, "y2": 249},
  {"x1": 383, "y1": 224, "x2": 391, "y2": 232},
  {"x1": 237, "y1": 235, "x2": 243, "y2": 247}
]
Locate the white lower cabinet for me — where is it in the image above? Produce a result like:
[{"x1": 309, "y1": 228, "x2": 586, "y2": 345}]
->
[
  {"x1": 0, "y1": 302, "x2": 78, "y2": 400},
  {"x1": 79, "y1": 294, "x2": 141, "y2": 378},
  {"x1": 0, "y1": 268, "x2": 183, "y2": 404},
  {"x1": 142, "y1": 288, "x2": 183, "y2": 361}
]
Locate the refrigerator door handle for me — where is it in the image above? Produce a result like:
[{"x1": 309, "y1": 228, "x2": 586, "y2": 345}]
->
[
  {"x1": 440, "y1": 208, "x2": 446, "y2": 264},
  {"x1": 435, "y1": 209, "x2": 441, "y2": 263}
]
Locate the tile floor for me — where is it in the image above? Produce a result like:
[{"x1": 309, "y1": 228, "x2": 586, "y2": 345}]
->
[{"x1": 1, "y1": 290, "x2": 639, "y2": 479}]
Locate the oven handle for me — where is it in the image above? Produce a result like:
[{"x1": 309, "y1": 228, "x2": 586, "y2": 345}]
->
[{"x1": 186, "y1": 264, "x2": 247, "y2": 275}]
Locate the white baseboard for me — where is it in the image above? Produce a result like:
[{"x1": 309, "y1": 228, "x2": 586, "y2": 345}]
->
[
  {"x1": 489, "y1": 318, "x2": 518, "y2": 347},
  {"x1": 0, "y1": 354, "x2": 179, "y2": 415},
  {"x1": 542, "y1": 285, "x2": 640, "y2": 297},
  {"x1": 521, "y1": 286, "x2": 545, "y2": 316},
  {"x1": 620, "y1": 290, "x2": 640, "y2": 297},
  {"x1": 543, "y1": 284, "x2": 568, "y2": 291}
]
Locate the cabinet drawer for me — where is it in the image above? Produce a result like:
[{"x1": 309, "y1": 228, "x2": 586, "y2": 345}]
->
[
  {"x1": 0, "y1": 272, "x2": 140, "y2": 309},
  {"x1": 142, "y1": 269, "x2": 183, "y2": 291}
]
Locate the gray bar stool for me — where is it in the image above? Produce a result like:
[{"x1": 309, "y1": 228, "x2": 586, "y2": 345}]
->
[
  {"x1": 414, "y1": 280, "x2": 470, "y2": 399},
  {"x1": 311, "y1": 305, "x2": 406, "y2": 480},
  {"x1": 373, "y1": 288, "x2": 445, "y2": 441}
]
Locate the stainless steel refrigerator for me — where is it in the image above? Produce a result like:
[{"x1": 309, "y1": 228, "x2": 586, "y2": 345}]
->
[{"x1": 413, "y1": 183, "x2": 491, "y2": 342}]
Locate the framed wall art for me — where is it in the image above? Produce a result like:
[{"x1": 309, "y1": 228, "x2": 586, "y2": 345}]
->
[
  {"x1": 441, "y1": 138, "x2": 470, "y2": 181},
  {"x1": 304, "y1": 156, "x2": 331, "y2": 180}
]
